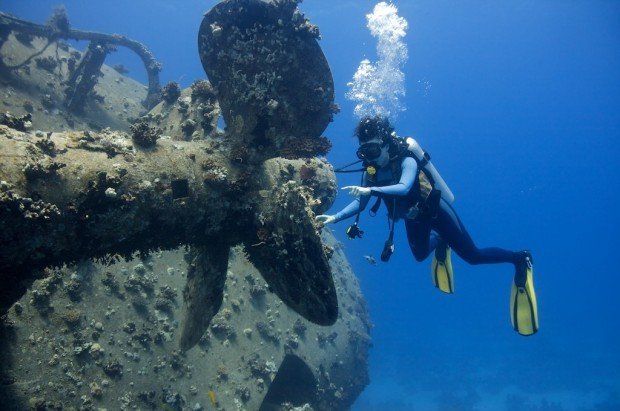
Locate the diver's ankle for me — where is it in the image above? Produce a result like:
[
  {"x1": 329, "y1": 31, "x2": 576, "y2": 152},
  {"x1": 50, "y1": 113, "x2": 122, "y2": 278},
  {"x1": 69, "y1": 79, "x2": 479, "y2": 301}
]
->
[{"x1": 514, "y1": 250, "x2": 533, "y2": 265}]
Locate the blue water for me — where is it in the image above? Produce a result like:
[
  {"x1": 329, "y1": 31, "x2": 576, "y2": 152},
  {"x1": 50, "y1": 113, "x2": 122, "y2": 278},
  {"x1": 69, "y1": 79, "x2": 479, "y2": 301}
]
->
[{"x1": 3, "y1": 1, "x2": 619, "y2": 410}]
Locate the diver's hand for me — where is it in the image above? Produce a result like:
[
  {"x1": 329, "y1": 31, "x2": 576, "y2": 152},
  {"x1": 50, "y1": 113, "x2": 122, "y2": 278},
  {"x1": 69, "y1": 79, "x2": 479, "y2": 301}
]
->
[
  {"x1": 315, "y1": 214, "x2": 336, "y2": 225},
  {"x1": 342, "y1": 186, "x2": 371, "y2": 197}
]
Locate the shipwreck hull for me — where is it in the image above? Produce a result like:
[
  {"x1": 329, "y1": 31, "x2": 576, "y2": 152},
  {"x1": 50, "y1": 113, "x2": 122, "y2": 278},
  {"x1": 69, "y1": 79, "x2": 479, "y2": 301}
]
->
[
  {"x1": 0, "y1": 126, "x2": 338, "y2": 327},
  {"x1": 0, "y1": 0, "x2": 373, "y2": 409},
  {"x1": 0, "y1": 232, "x2": 371, "y2": 411}
]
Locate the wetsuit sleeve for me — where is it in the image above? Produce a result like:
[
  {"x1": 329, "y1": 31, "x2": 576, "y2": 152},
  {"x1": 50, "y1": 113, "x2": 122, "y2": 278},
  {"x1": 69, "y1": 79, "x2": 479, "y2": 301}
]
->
[
  {"x1": 333, "y1": 173, "x2": 371, "y2": 223},
  {"x1": 369, "y1": 157, "x2": 417, "y2": 197}
]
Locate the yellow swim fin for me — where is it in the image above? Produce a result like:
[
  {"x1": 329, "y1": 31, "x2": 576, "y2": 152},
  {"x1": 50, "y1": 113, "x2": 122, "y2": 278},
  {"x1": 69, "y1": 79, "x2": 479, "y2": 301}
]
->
[
  {"x1": 432, "y1": 240, "x2": 454, "y2": 294},
  {"x1": 510, "y1": 251, "x2": 539, "y2": 336}
]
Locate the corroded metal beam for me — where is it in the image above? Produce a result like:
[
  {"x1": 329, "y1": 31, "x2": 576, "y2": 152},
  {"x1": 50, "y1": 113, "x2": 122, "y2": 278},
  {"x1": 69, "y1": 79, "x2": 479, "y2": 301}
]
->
[
  {"x1": 0, "y1": 10, "x2": 162, "y2": 108},
  {"x1": 0, "y1": 127, "x2": 337, "y2": 328},
  {"x1": 65, "y1": 41, "x2": 113, "y2": 113}
]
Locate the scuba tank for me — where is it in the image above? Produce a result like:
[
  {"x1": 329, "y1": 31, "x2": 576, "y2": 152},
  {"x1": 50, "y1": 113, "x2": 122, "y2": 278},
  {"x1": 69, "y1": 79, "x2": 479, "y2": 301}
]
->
[{"x1": 402, "y1": 136, "x2": 455, "y2": 204}]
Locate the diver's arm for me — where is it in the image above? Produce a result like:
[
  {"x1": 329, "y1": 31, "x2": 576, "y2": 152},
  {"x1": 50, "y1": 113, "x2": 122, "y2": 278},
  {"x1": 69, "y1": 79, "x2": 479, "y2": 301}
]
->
[
  {"x1": 333, "y1": 173, "x2": 371, "y2": 223},
  {"x1": 370, "y1": 157, "x2": 417, "y2": 196},
  {"x1": 332, "y1": 196, "x2": 372, "y2": 223}
]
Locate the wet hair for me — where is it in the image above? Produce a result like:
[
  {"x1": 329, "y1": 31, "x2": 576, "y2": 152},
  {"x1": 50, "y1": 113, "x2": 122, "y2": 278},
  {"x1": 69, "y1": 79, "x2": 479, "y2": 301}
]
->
[{"x1": 354, "y1": 116, "x2": 394, "y2": 144}]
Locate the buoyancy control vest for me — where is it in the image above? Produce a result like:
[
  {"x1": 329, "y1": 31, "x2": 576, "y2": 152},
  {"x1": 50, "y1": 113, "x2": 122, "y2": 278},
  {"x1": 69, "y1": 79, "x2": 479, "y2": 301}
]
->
[
  {"x1": 365, "y1": 135, "x2": 453, "y2": 210},
  {"x1": 335, "y1": 134, "x2": 454, "y2": 261}
]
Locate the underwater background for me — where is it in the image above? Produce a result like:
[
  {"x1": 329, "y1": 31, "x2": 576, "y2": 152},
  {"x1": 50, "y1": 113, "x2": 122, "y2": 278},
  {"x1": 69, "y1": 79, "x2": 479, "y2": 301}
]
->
[{"x1": 2, "y1": 0, "x2": 619, "y2": 410}]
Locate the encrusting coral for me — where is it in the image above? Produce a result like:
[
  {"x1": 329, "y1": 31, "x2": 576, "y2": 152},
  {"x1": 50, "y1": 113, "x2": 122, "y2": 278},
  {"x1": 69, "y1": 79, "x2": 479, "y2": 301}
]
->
[
  {"x1": 129, "y1": 120, "x2": 160, "y2": 148},
  {"x1": 190, "y1": 79, "x2": 216, "y2": 103},
  {"x1": 161, "y1": 81, "x2": 181, "y2": 104}
]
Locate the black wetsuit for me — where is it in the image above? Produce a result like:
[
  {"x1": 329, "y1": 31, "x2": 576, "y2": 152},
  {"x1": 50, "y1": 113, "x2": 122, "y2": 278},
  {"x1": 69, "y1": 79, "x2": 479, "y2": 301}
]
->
[{"x1": 334, "y1": 156, "x2": 518, "y2": 266}]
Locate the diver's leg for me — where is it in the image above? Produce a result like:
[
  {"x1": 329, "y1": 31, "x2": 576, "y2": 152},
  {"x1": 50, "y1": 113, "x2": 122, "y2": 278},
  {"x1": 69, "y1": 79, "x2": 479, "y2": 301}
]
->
[
  {"x1": 433, "y1": 199, "x2": 517, "y2": 266},
  {"x1": 433, "y1": 200, "x2": 538, "y2": 334},
  {"x1": 405, "y1": 218, "x2": 438, "y2": 262}
]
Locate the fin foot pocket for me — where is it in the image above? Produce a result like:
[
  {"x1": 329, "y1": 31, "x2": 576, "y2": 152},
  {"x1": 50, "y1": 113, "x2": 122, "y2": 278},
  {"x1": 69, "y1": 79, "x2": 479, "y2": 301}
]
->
[
  {"x1": 431, "y1": 240, "x2": 454, "y2": 294},
  {"x1": 510, "y1": 252, "x2": 539, "y2": 336}
]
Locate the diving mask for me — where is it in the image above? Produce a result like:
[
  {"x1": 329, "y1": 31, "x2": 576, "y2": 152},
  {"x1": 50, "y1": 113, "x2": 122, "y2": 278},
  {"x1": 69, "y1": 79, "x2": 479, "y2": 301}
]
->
[{"x1": 356, "y1": 142, "x2": 385, "y2": 161}]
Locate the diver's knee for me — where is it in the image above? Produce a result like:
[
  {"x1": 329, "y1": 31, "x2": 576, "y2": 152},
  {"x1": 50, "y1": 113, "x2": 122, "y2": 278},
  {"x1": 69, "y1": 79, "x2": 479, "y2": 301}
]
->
[
  {"x1": 414, "y1": 253, "x2": 426, "y2": 262},
  {"x1": 410, "y1": 246, "x2": 427, "y2": 262}
]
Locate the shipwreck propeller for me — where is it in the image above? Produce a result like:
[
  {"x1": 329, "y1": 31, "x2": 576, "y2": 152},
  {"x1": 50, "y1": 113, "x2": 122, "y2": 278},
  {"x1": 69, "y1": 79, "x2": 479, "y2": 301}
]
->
[
  {"x1": 179, "y1": 157, "x2": 338, "y2": 351},
  {"x1": 179, "y1": 0, "x2": 340, "y2": 350},
  {"x1": 0, "y1": 0, "x2": 340, "y2": 353},
  {"x1": 198, "y1": 0, "x2": 336, "y2": 140}
]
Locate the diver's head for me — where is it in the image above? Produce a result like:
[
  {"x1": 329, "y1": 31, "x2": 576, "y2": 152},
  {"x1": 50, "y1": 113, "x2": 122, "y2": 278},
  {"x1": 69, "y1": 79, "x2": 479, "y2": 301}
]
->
[
  {"x1": 354, "y1": 116, "x2": 394, "y2": 168},
  {"x1": 354, "y1": 116, "x2": 394, "y2": 143}
]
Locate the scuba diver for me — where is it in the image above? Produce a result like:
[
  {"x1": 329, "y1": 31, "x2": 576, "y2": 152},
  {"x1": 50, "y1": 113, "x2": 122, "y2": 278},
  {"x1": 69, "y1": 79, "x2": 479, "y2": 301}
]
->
[{"x1": 316, "y1": 116, "x2": 538, "y2": 336}]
